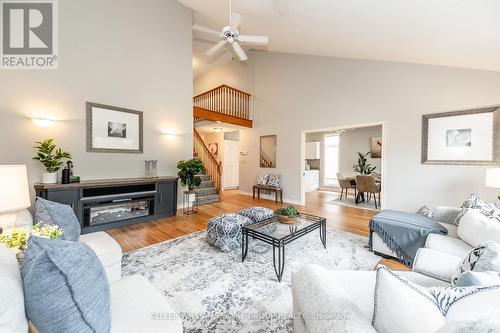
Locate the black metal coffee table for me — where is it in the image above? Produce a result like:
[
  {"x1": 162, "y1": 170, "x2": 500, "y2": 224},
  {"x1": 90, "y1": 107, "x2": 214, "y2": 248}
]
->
[{"x1": 241, "y1": 213, "x2": 327, "y2": 282}]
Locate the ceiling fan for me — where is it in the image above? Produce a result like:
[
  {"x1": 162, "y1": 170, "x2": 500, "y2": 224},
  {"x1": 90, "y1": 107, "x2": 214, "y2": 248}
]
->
[{"x1": 192, "y1": 0, "x2": 269, "y2": 61}]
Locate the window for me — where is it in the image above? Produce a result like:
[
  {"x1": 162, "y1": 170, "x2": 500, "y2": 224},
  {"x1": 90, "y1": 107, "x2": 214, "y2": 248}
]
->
[{"x1": 324, "y1": 134, "x2": 340, "y2": 187}]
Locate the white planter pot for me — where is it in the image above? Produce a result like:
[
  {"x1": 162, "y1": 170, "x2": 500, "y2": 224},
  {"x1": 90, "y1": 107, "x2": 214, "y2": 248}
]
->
[
  {"x1": 42, "y1": 172, "x2": 58, "y2": 184},
  {"x1": 188, "y1": 192, "x2": 196, "y2": 203}
]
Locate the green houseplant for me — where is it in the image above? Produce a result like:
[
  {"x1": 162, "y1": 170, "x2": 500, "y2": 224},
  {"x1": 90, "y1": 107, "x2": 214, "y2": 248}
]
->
[
  {"x1": 353, "y1": 152, "x2": 376, "y2": 175},
  {"x1": 33, "y1": 139, "x2": 72, "y2": 184},
  {"x1": 176, "y1": 158, "x2": 206, "y2": 192},
  {"x1": 0, "y1": 223, "x2": 63, "y2": 264},
  {"x1": 275, "y1": 205, "x2": 300, "y2": 224}
]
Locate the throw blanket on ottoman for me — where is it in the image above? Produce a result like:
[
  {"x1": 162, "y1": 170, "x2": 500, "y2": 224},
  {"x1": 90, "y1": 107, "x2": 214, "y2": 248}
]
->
[{"x1": 369, "y1": 210, "x2": 448, "y2": 266}]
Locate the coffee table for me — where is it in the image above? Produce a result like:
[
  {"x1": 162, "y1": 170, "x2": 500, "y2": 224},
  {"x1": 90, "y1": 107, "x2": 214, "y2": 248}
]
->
[{"x1": 241, "y1": 213, "x2": 327, "y2": 282}]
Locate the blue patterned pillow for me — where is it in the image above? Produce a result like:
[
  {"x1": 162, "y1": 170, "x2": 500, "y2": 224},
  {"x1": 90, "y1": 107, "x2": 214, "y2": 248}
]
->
[
  {"x1": 35, "y1": 197, "x2": 81, "y2": 241},
  {"x1": 21, "y1": 236, "x2": 111, "y2": 333},
  {"x1": 267, "y1": 175, "x2": 281, "y2": 187},
  {"x1": 257, "y1": 174, "x2": 269, "y2": 185}
]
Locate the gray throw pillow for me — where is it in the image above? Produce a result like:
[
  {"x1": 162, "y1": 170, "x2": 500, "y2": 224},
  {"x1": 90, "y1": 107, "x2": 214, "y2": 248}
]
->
[
  {"x1": 418, "y1": 206, "x2": 434, "y2": 219},
  {"x1": 455, "y1": 271, "x2": 500, "y2": 287},
  {"x1": 451, "y1": 242, "x2": 500, "y2": 286},
  {"x1": 35, "y1": 197, "x2": 81, "y2": 241},
  {"x1": 21, "y1": 236, "x2": 110, "y2": 333}
]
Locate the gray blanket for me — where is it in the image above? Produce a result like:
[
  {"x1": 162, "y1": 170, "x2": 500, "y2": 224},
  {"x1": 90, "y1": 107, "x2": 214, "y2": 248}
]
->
[{"x1": 369, "y1": 210, "x2": 448, "y2": 266}]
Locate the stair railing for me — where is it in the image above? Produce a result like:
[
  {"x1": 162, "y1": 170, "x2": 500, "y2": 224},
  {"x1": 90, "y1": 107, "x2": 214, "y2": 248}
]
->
[
  {"x1": 193, "y1": 84, "x2": 251, "y2": 120},
  {"x1": 194, "y1": 128, "x2": 223, "y2": 194}
]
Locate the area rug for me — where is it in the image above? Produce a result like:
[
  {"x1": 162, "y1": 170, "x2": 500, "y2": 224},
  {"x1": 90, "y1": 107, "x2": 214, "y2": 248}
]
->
[
  {"x1": 122, "y1": 228, "x2": 380, "y2": 332},
  {"x1": 328, "y1": 196, "x2": 381, "y2": 211}
]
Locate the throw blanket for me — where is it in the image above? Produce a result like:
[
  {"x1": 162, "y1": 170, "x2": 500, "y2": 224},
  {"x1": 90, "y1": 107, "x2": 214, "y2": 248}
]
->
[{"x1": 369, "y1": 210, "x2": 448, "y2": 266}]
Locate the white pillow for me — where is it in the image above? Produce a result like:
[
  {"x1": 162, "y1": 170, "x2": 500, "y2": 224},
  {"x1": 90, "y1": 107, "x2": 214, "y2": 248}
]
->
[
  {"x1": 457, "y1": 209, "x2": 500, "y2": 247},
  {"x1": 372, "y1": 266, "x2": 445, "y2": 333},
  {"x1": 0, "y1": 246, "x2": 28, "y2": 333},
  {"x1": 373, "y1": 266, "x2": 500, "y2": 333}
]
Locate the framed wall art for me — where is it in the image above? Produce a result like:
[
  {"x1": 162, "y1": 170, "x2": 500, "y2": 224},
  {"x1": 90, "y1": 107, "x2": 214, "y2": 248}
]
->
[
  {"x1": 86, "y1": 102, "x2": 143, "y2": 154},
  {"x1": 421, "y1": 106, "x2": 500, "y2": 165},
  {"x1": 371, "y1": 136, "x2": 382, "y2": 158}
]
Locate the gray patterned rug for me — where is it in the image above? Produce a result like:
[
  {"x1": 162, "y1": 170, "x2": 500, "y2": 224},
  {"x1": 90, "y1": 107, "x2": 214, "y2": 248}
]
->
[{"x1": 122, "y1": 228, "x2": 380, "y2": 332}]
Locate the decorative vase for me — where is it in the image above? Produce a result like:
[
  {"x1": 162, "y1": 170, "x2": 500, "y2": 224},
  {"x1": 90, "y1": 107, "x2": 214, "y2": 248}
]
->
[
  {"x1": 277, "y1": 215, "x2": 298, "y2": 224},
  {"x1": 42, "y1": 172, "x2": 57, "y2": 184}
]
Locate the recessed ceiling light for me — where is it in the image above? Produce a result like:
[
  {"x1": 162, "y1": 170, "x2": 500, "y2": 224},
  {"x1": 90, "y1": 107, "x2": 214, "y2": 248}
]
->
[{"x1": 213, "y1": 127, "x2": 223, "y2": 133}]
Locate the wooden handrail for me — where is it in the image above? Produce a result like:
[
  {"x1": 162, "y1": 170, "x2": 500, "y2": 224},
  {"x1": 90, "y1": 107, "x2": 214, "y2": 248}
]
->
[
  {"x1": 193, "y1": 84, "x2": 251, "y2": 99},
  {"x1": 193, "y1": 85, "x2": 252, "y2": 121},
  {"x1": 194, "y1": 128, "x2": 223, "y2": 194}
]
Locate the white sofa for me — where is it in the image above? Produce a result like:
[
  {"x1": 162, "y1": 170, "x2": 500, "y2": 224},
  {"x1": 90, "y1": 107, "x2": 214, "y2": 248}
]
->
[
  {"x1": 0, "y1": 233, "x2": 183, "y2": 333},
  {"x1": 371, "y1": 206, "x2": 472, "y2": 283},
  {"x1": 292, "y1": 265, "x2": 449, "y2": 333}
]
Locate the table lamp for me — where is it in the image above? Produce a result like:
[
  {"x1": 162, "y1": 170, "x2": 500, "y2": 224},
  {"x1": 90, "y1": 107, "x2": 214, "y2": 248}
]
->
[
  {"x1": 485, "y1": 168, "x2": 500, "y2": 201},
  {"x1": 0, "y1": 165, "x2": 33, "y2": 233}
]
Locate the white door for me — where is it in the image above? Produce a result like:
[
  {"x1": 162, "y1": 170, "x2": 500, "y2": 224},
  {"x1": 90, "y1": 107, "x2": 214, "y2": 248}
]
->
[{"x1": 223, "y1": 140, "x2": 239, "y2": 189}]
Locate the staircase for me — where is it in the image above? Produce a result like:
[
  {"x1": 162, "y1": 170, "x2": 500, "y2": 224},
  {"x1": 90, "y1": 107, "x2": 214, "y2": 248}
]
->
[
  {"x1": 193, "y1": 174, "x2": 220, "y2": 205},
  {"x1": 192, "y1": 85, "x2": 253, "y2": 206}
]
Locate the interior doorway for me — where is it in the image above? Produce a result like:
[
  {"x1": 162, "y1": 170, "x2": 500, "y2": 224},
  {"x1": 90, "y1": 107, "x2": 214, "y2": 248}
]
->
[{"x1": 301, "y1": 122, "x2": 386, "y2": 211}]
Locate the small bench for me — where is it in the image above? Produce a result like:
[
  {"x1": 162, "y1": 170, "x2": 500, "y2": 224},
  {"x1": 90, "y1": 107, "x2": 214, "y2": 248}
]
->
[{"x1": 253, "y1": 185, "x2": 283, "y2": 203}]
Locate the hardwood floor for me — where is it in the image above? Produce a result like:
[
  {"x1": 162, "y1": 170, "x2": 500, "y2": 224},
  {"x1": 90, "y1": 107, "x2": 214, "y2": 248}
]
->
[{"x1": 106, "y1": 189, "x2": 408, "y2": 271}]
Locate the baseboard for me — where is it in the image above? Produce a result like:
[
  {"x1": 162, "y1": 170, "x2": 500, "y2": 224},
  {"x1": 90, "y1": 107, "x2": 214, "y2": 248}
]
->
[{"x1": 238, "y1": 190, "x2": 302, "y2": 206}]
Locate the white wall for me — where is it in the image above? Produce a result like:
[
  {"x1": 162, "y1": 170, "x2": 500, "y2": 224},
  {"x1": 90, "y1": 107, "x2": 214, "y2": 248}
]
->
[
  {"x1": 235, "y1": 51, "x2": 500, "y2": 210},
  {"x1": 339, "y1": 126, "x2": 382, "y2": 177},
  {"x1": 0, "y1": 0, "x2": 193, "y2": 203}
]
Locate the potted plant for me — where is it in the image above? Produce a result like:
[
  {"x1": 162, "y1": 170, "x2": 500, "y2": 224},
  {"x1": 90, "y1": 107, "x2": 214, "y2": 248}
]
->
[
  {"x1": 0, "y1": 223, "x2": 63, "y2": 264},
  {"x1": 177, "y1": 158, "x2": 206, "y2": 198},
  {"x1": 353, "y1": 152, "x2": 376, "y2": 175},
  {"x1": 275, "y1": 206, "x2": 300, "y2": 224},
  {"x1": 33, "y1": 139, "x2": 72, "y2": 184}
]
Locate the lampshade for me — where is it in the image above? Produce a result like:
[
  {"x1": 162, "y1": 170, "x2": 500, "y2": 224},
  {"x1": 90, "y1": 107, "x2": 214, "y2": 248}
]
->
[
  {"x1": 485, "y1": 168, "x2": 500, "y2": 189},
  {"x1": 0, "y1": 165, "x2": 31, "y2": 213}
]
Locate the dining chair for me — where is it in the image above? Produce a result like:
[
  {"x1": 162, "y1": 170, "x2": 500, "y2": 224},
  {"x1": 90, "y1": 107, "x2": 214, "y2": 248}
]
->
[
  {"x1": 355, "y1": 175, "x2": 381, "y2": 209},
  {"x1": 337, "y1": 173, "x2": 357, "y2": 200}
]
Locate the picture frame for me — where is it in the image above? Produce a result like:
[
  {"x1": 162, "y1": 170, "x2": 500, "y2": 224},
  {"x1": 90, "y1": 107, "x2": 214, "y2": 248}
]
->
[
  {"x1": 260, "y1": 135, "x2": 277, "y2": 168},
  {"x1": 86, "y1": 102, "x2": 143, "y2": 154},
  {"x1": 371, "y1": 136, "x2": 382, "y2": 158},
  {"x1": 421, "y1": 106, "x2": 500, "y2": 165}
]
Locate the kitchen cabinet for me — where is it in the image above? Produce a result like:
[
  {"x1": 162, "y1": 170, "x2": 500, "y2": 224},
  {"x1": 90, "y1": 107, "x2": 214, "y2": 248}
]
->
[
  {"x1": 304, "y1": 170, "x2": 320, "y2": 192},
  {"x1": 305, "y1": 141, "x2": 320, "y2": 159}
]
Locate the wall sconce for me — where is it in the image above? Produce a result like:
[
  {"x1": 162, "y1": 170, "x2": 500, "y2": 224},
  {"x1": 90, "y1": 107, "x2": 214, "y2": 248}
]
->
[
  {"x1": 162, "y1": 129, "x2": 176, "y2": 139},
  {"x1": 31, "y1": 118, "x2": 55, "y2": 127}
]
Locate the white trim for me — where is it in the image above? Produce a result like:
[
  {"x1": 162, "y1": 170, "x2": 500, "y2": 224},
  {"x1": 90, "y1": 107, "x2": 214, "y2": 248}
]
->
[{"x1": 300, "y1": 121, "x2": 387, "y2": 209}]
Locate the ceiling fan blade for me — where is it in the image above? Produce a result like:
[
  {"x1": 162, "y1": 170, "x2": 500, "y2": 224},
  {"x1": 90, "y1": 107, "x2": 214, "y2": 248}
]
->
[
  {"x1": 231, "y1": 42, "x2": 248, "y2": 61},
  {"x1": 230, "y1": 12, "x2": 241, "y2": 32},
  {"x1": 205, "y1": 40, "x2": 227, "y2": 56},
  {"x1": 193, "y1": 25, "x2": 221, "y2": 37},
  {"x1": 238, "y1": 35, "x2": 269, "y2": 45}
]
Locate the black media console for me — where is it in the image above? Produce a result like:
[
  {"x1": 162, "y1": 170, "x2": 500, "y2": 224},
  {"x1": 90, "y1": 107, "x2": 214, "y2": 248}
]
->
[{"x1": 34, "y1": 177, "x2": 178, "y2": 234}]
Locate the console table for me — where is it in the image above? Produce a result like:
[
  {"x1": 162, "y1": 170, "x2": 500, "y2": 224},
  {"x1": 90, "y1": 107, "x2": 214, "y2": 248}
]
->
[{"x1": 34, "y1": 176, "x2": 178, "y2": 234}]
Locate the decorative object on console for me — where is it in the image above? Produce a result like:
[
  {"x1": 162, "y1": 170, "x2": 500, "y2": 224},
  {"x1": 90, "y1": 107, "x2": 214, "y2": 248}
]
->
[
  {"x1": 422, "y1": 106, "x2": 500, "y2": 165},
  {"x1": 275, "y1": 205, "x2": 299, "y2": 224},
  {"x1": 485, "y1": 168, "x2": 500, "y2": 200},
  {"x1": 145, "y1": 160, "x2": 158, "y2": 178},
  {"x1": 353, "y1": 152, "x2": 376, "y2": 175},
  {"x1": 0, "y1": 165, "x2": 33, "y2": 233},
  {"x1": 32, "y1": 139, "x2": 72, "y2": 184},
  {"x1": 86, "y1": 102, "x2": 144, "y2": 154},
  {"x1": 371, "y1": 136, "x2": 382, "y2": 158},
  {"x1": 260, "y1": 135, "x2": 276, "y2": 168},
  {"x1": 0, "y1": 223, "x2": 63, "y2": 264}
]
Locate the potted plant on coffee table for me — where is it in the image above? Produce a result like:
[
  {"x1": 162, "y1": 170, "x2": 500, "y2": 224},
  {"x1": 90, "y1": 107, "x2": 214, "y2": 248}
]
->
[
  {"x1": 33, "y1": 139, "x2": 72, "y2": 184},
  {"x1": 275, "y1": 206, "x2": 300, "y2": 224}
]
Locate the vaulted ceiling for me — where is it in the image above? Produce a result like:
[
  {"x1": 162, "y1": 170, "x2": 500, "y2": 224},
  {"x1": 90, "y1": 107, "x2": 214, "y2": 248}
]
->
[{"x1": 180, "y1": 0, "x2": 500, "y2": 77}]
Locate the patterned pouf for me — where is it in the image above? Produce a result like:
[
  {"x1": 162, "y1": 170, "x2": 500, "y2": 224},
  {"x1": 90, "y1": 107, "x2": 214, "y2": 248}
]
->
[
  {"x1": 238, "y1": 206, "x2": 278, "y2": 234},
  {"x1": 207, "y1": 213, "x2": 254, "y2": 252}
]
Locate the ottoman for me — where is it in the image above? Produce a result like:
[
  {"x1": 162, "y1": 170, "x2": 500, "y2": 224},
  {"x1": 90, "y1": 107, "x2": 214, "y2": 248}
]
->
[
  {"x1": 207, "y1": 213, "x2": 254, "y2": 252},
  {"x1": 238, "y1": 206, "x2": 277, "y2": 233}
]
